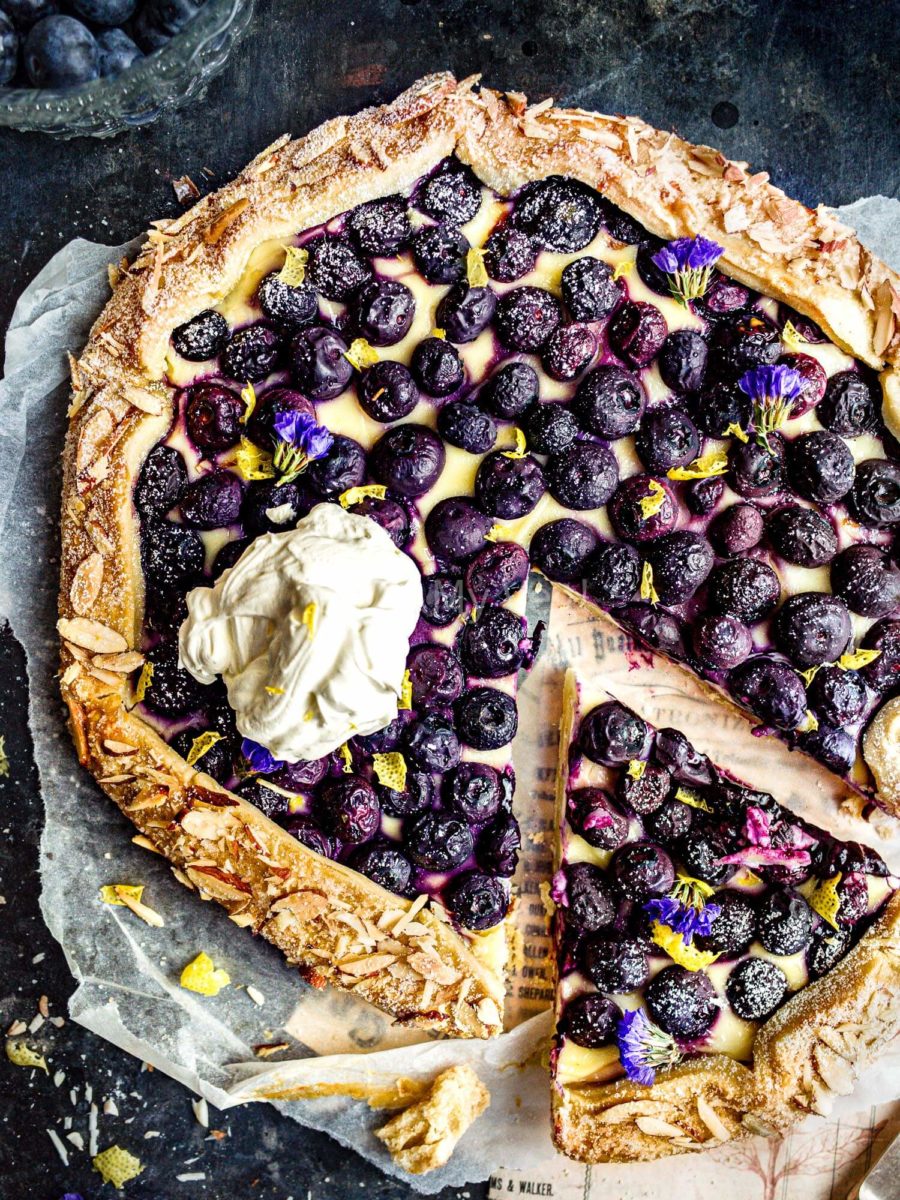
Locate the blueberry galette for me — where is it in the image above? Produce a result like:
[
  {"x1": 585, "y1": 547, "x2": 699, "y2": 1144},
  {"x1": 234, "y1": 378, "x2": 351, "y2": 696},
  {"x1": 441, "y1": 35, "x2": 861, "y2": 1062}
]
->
[
  {"x1": 60, "y1": 75, "x2": 900, "y2": 1065},
  {"x1": 551, "y1": 670, "x2": 899, "y2": 1161}
]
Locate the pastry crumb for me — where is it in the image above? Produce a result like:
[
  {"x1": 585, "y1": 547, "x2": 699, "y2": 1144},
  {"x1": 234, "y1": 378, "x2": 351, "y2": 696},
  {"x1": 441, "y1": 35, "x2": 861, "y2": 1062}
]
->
[{"x1": 375, "y1": 1063, "x2": 489, "y2": 1174}]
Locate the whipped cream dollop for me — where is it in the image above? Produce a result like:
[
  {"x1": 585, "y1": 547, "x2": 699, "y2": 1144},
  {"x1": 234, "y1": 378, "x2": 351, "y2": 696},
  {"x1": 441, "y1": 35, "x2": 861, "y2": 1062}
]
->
[{"x1": 178, "y1": 503, "x2": 423, "y2": 762}]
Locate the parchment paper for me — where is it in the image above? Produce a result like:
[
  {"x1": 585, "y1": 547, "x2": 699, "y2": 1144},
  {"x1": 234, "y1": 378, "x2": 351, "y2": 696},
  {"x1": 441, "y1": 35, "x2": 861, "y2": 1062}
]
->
[{"x1": 1, "y1": 195, "x2": 898, "y2": 1193}]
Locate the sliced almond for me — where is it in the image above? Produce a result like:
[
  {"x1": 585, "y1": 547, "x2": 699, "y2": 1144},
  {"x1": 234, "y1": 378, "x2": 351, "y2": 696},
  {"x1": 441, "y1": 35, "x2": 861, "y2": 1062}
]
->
[
  {"x1": 406, "y1": 952, "x2": 461, "y2": 986},
  {"x1": 338, "y1": 953, "x2": 397, "y2": 977},
  {"x1": 180, "y1": 809, "x2": 240, "y2": 841},
  {"x1": 70, "y1": 552, "x2": 104, "y2": 616},
  {"x1": 635, "y1": 1116, "x2": 685, "y2": 1138},
  {"x1": 58, "y1": 617, "x2": 127, "y2": 655},
  {"x1": 271, "y1": 891, "x2": 330, "y2": 922},
  {"x1": 92, "y1": 651, "x2": 145, "y2": 673},
  {"x1": 696, "y1": 1096, "x2": 731, "y2": 1142},
  {"x1": 124, "y1": 386, "x2": 164, "y2": 416},
  {"x1": 597, "y1": 1101, "x2": 663, "y2": 1125},
  {"x1": 475, "y1": 997, "x2": 501, "y2": 1027},
  {"x1": 103, "y1": 739, "x2": 138, "y2": 755}
]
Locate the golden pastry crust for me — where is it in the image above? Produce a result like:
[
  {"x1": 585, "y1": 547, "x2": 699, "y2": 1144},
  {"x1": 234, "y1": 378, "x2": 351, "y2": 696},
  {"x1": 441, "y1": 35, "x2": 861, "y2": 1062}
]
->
[
  {"x1": 374, "y1": 1063, "x2": 490, "y2": 1174},
  {"x1": 60, "y1": 75, "x2": 900, "y2": 1043}
]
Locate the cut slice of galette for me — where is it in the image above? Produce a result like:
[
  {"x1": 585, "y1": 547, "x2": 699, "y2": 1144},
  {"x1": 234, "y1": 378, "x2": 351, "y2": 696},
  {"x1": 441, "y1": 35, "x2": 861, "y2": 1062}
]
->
[
  {"x1": 550, "y1": 668, "x2": 900, "y2": 1161},
  {"x1": 60, "y1": 74, "x2": 900, "y2": 1041}
]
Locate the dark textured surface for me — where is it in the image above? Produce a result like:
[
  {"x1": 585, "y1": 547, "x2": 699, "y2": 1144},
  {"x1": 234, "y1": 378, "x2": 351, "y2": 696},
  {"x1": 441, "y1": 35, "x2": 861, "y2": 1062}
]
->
[{"x1": 0, "y1": 0, "x2": 897, "y2": 1195}]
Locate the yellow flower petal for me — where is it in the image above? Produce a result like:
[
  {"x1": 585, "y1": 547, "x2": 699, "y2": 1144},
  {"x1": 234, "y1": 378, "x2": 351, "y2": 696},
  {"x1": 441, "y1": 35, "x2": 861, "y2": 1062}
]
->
[
  {"x1": 722, "y1": 421, "x2": 749, "y2": 443},
  {"x1": 640, "y1": 561, "x2": 659, "y2": 604},
  {"x1": 674, "y1": 786, "x2": 713, "y2": 813},
  {"x1": 6, "y1": 1040, "x2": 48, "y2": 1072},
  {"x1": 180, "y1": 952, "x2": 231, "y2": 997},
  {"x1": 651, "y1": 922, "x2": 720, "y2": 971},
  {"x1": 612, "y1": 257, "x2": 635, "y2": 280},
  {"x1": 399, "y1": 669, "x2": 413, "y2": 711},
  {"x1": 99, "y1": 884, "x2": 144, "y2": 906},
  {"x1": 638, "y1": 479, "x2": 667, "y2": 518},
  {"x1": 372, "y1": 752, "x2": 408, "y2": 793},
  {"x1": 301, "y1": 602, "x2": 317, "y2": 639},
  {"x1": 626, "y1": 759, "x2": 646, "y2": 780},
  {"x1": 339, "y1": 484, "x2": 387, "y2": 509},
  {"x1": 235, "y1": 437, "x2": 275, "y2": 481},
  {"x1": 277, "y1": 245, "x2": 308, "y2": 287},
  {"x1": 466, "y1": 246, "x2": 489, "y2": 287},
  {"x1": 501, "y1": 427, "x2": 528, "y2": 459},
  {"x1": 837, "y1": 648, "x2": 881, "y2": 671},
  {"x1": 667, "y1": 451, "x2": 729, "y2": 480},
  {"x1": 239, "y1": 382, "x2": 257, "y2": 425},
  {"x1": 92, "y1": 1145, "x2": 145, "y2": 1189},
  {"x1": 186, "y1": 731, "x2": 224, "y2": 767},
  {"x1": 338, "y1": 743, "x2": 354, "y2": 774},
  {"x1": 134, "y1": 661, "x2": 154, "y2": 703},
  {"x1": 780, "y1": 320, "x2": 806, "y2": 353},
  {"x1": 344, "y1": 338, "x2": 380, "y2": 370},
  {"x1": 808, "y1": 873, "x2": 842, "y2": 930}
]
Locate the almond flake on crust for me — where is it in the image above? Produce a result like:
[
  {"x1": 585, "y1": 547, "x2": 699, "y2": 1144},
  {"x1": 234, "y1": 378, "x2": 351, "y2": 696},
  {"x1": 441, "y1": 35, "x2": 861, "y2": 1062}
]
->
[{"x1": 58, "y1": 617, "x2": 127, "y2": 655}]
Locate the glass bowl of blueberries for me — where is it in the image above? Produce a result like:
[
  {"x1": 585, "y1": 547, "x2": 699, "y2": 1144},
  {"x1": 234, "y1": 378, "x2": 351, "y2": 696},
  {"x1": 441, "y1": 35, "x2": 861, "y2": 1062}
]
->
[{"x1": 0, "y1": 0, "x2": 253, "y2": 136}]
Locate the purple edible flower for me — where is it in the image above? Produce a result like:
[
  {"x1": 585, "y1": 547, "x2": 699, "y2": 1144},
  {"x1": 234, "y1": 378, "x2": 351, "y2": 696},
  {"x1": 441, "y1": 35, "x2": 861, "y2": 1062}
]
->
[
  {"x1": 616, "y1": 1008, "x2": 682, "y2": 1086},
  {"x1": 241, "y1": 737, "x2": 282, "y2": 775},
  {"x1": 651, "y1": 236, "x2": 723, "y2": 304},
  {"x1": 716, "y1": 804, "x2": 814, "y2": 869},
  {"x1": 739, "y1": 364, "x2": 804, "y2": 449},
  {"x1": 272, "y1": 410, "x2": 334, "y2": 483},
  {"x1": 643, "y1": 895, "x2": 722, "y2": 945}
]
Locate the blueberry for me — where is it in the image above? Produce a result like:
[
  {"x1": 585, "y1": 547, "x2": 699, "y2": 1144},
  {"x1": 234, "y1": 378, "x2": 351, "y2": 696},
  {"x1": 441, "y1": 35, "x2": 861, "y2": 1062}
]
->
[
  {"x1": 819, "y1": 370, "x2": 878, "y2": 436},
  {"x1": 352, "y1": 279, "x2": 416, "y2": 346},
  {"x1": 695, "y1": 891, "x2": 757, "y2": 957},
  {"x1": 246, "y1": 386, "x2": 315, "y2": 452},
  {"x1": 692, "y1": 612, "x2": 753, "y2": 671},
  {"x1": 765, "y1": 505, "x2": 837, "y2": 567},
  {"x1": 378, "y1": 771, "x2": 434, "y2": 818},
  {"x1": 284, "y1": 819, "x2": 339, "y2": 859},
  {"x1": 305, "y1": 435, "x2": 366, "y2": 499},
  {"x1": 580, "y1": 701, "x2": 650, "y2": 766},
  {"x1": 346, "y1": 195, "x2": 411, "y2": 257},
  {"x1": 572, "y1": 365, "x2": 646, "y2": 440},
  {"x1": 411, "y1": 224, "x2": 469, "y2": 284},
  {"x1": 24, "y1": 14, "x2": 98, "y2": 85},
  {"x1": 807, "y1": 666, "x2": 867, "y2": 725},
  {"x1": 483, "y1": 226, "x2": 537, "y2": 282},
  {"x1": 479, "y1": 362, "x2": 539, "y2": 419},
  {"x1": 694, "y1": 274, "x2": 751, "y2": 320},
  {"x1": 645, "y1": 798, "x2": 693, "y2": 844},
  {"x1": 521, "y1": 403, "x2": 578, "y2": 455},
  {"x1": 645, "y1": 966, "x2": 718, "y2": 1040},
  {"x1": 476, "y1": 812, "x2": 520, "y2": 876},
  {"x1": 437, "y1": 401, "x2": 496, "y2": 454},
  {"x1": 236, "y1": 776, "x2": 291, "y2": 820},
  {"x1": 584, "y1": 543, "x2": 641, "y2": 607},
  {"x1": 808, "y1": 925, "x2": 852, "y2": 979},
  {"x1": 222, "y1": 324, "x2": 281, "y2": 383},
  {"x1": 318, "y1": 777, "x2": 380, "y2": 844},
  {"x1": 403, "y1": 712, "x2": 461, "y2": 773},
  {"x1": 757, "y1": 888, "x2": 813, "y2": 955},
  {"x1": 356, "y1": 360, "x2": 419, "y2": 423},
  {"x1": 835, "y1": 871, "x2": 870, "y2": 926},
  {"x1": 416, "y1": 159, "x2": 482, "y2": 225},
  {"x1": 830, "y1": 544, "x2": 900, "y2": 617},
  {"x1": 132, "y1": 0, "x2": 199, "y2": 48},
  {"x1": 657, "y1": 330, "x2": 709, "y2": 394},
  {"x1": 425, "y1": 497, "x2": 493, "y2": 563},
  {"x1": 465, "y1": 541, "x2": 529, "y2": 605},
  {"x1": 241, "y1": 480, "x2": 304, "y2": 536},
  {"x1": 608, "y1": 475, "x2": 677, "y2": 542},
  {"x1": 370, "y1": 424, "x2": 445, "y2": 498},
  {"x1": 560, "y1": 256, "x2": 624, "y2": 322},
  {"x1": 180, "y1": 470, "x2": 242, "y2": 529},
  {"x1": 607, "y1": 301, "x2": 667, "y2": 368},
  {"x1": 634, "y1": 245, "x2": 672, "y2": 296},
  {"x1": 709, "y1": 558, "x2": 781, "y2": 624},
  {"x1": 135, "y1": 444, "x2": 188, "y2": 518},
  {"x1": 256, "y1": 271, "x2": 318, "y2": 330},
  {"x1": 291, "y1": 326, "x2": 353, "y2": 400},
  {"x1": 352, "y1": 717, "x2": 408, "y2": 756},
  {"x1": 562, "y1": 994, "x2": 619, "y2": 1048},
  {"x1": 436, "y1": 283, "x2": 497, "y2": 344},
  {"x1": 582, "y1": 935, "x2": 650, "y2": 993},
  {"x1": 773, "y1": 593, "x2": 852, "y2": 669},
  {"x1": 494, "y1": 286, "x2": 563, "y2": 352},
  {"x1": 406, "y1": 644, "x2": 464, "y2": 706},
  {"x1": 460, "y1": 605, "x2": 526, "y2": 678},
  {"x1": 307, "y1": 235, "x2": 370, "y2": 301},
  {"x1": 185, "y1": 383, "x2": 243, "y2": 453},
  {"x1": 3, "y1": 0, "x2": 57, "y2": 28},
  {"x1": 788, "y1": 431, "x2": 856, "y2": 505},
  {"x1": 444, "y1": 763, "x2": 504, "y2": 823},
  {"x1": 141, "y1": 520, "x2": 203, "y2": 591},
  {"x1": 644, "y1": 531, "x2": 714, "y2": 605},
  {"x1": 634, "y1": 408, "x2": 700, "y2": 473},
  {"x1": 420, "y1": 572, "x2": 465, "y2": 626},
  {"x1": 686, "y1": 476, "x2": 726, "y2": 516},
  {"x1": 475, "y1": 451, "x2": 545, "y2": 519},
  {"x1": 562, "y1": 863, "x2": 617, "y2": 932},
  {"x1": 777, "y1": 352, "x2": 827, "y2": 416},
  {"x1": 567, "y1": 787, "x2": 629, "y2": 850},
  {"x1": 211, "y1": 536, "x2": 249, "y2": 579},
  {"x1": 546, "y1": 442, "x2": 619, "y2": 511},
  {"x1": 651, "y1": 728, "x2": 714, "y2": 787},
  {"x1": 411, "y1": 336, "x2": 464, "y2": 397},
  {"x1": 861, "y1": 619, "x2": 900, "y2": 693},
  {"x1": 729, "y1": 657, "x2": 807, "y2": 729},
  {"x1": 710, "y1": 503, "x2": 763, "y2": 556},
  {"x1": 454, "y1": 686, "x2": 519, "y2": 751},
  {"x1": 690, "y1": 381, "x2": 752, "y2": 437},
  {"x1": 616, "y1": 763, "x2": 671, "y2": 815},
  {"x1": 350, "y1": 842, "x2": 412, "y2": 894},
  {"x1": 510, "y1": 176, "x2": 602, "y2": 252},
  {"x1": 726, "y1": 958, "x2": 788, "y2": 1021},
  {"x1": 445, "y1": 872, "x2": 508, "y2": 930},
  {"x1": 172, "y1": 310, "x2": 228, "y2": 362},
  {"x1": 350, "y1": 495, "x2": 410, "y2": 548},
  {"x1": 530, "y1": 519, "x2": 599, "y2": 583},
  {"x1": 729, "y1": 437, "x2": 786, "y2": 499},
  {"x1": 709, "y1": 312, "x2": 780, "y2": 378},
  {"x1": 596, "y1": 196, "x2": 654, "y2": 247},
  {"x1": 541, "y1": 323, "x2": 597, "y2": 381},
  {"x1": 0, "y1": 12, "x2": 17, "y2": 84},
  {"x1": 405, "y1": 811, "x2": 473, "y2": 872},
  {"x1": 270, "y1": 757, "x2": 328, "y2": 792},
  {"x1": 142, "y1": 641, "x2": 207, "y2": 717},
  {"x1": 677, "y1": 829, "x2": 735, "y2": 887},
  {"x1": 848, "y1": 460, "x2": 900, "y2": 528}
]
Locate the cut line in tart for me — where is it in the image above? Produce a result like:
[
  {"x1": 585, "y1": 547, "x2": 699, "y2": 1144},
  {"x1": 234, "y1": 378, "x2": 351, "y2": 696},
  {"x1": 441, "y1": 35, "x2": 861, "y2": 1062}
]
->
[
  {"x1": 59, "y1": 74, "x2": 900, "y2": 1048},
  {"x1": 550, "y1": 668, "x2": 900, "y2": 1161}
]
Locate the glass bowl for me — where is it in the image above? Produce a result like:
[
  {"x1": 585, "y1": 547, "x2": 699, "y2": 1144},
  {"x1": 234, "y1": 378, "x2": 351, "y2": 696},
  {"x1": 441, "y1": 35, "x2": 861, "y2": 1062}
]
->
[{"x1": 0, "y1": 0, "x2": 254, "y2": 138}]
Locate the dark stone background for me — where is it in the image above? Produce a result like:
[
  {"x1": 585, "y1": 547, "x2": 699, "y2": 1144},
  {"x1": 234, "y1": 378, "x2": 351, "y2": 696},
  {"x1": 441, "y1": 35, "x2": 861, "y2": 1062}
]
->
[{"x1": 0, "y1": 0, "x2": 897, "y2": 1195}]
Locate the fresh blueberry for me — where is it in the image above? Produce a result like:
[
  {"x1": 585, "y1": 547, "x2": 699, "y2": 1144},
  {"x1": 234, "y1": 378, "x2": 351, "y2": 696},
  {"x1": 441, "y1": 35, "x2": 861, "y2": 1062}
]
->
[
  {"x1": 222, "y1": 324, "x2": 281, "y2": 383},
  {"x1": 634, "y1": 245, "x2": 672, "y2": 296},
  {"x1": 568, "y1": 787, "x2": 629, "y2": 850},
  {"x1": 69, "y1": 0, "x2": 136, "y2": 26},
  {"x1": 861, "y1": 619, "x2": 900, "y2": 693},
  {"x1": 819, "y1": 369, "x2": 878, "y2": 435},
  {"x1": 494, "y1": 286, "x2": 563, "y2": 352},
  {"x1": 645, "y1": 965, "x2": 718, "y2": 1040},
  {"x1": 185, "y1": 383, "x2": 243, "y2": 453},
  {"x1": 180, "y1": 470, "x2": 242, "y2": 529},
  {"x1": 644, "y1": 798, "x2": 694, "y2": 844},
  {"x1": 172, "y1": 310, "x2": 228, "y2": 362},
  {"x1": 521, "y1": 402, "x2": 578, "y2": 455},
  {"x1": 778, "y1": 306, "x2": 827, "y2": 343},
  {"x1": 777, "y1": 352, "x2": 827, "y2": 416},
  {"x1": 141, "y1": 520, "x2": 203, "y2": 589},
  {"x1": 3, "y1": 0, "x2": 57, "y2": 28},
  {"x1": 573, "y1": 364, "x2": 646, "y2": 439},
  {"x1": 135, "y1": 444, "x2": 188, "y2": 518},
  {"x1": 788, "y1": 431, "x2": 856, "y2": 505},
  {"x1": 350, "y1": 842, "x2": 412, "y2": 894},
  {"x1": 307, "y1": 235, "x2": 371, "y2": 301},
  {"x1": 356, "y1": 360, "x2": 419, "y2": 423},
  {"x1": 584, "y1": 542, "x2": 640, "y2": 607},
  {"x1": 378, "y1": 771, "x2": 434, "y2": 818},
  {"x1": 455, "y1": 687, "x2": 518, "y2": 750},
  {"x1": 848, "y1": 459, "x2": 900, "y2": 528},
  {"x1": 729, "y1": 657, "x2": 807, "y2": 729},
  {"x1": 510, "y1": 176, "x2": 602, "y2": 253},
  {"x1": 560, "y1": 255, "x2": 624, "y2": 322},
  {"x1": 405, "y1": 811, "x2": 473, "y2": 872},
  {"x1": 291, "y1": 326, "x2": 353, "y2": 401},
  {"x1": 709, "y1": 311, "x2": 780, "y2": 378},
  {"x1": 541, "y1": 323, "x2": 596, "y2": 382},
  {"x1": 582, "y1": 934, "x2": 650, "y2": 993},
  {"x1": 694, "y1": 273, "x2": 751, "y2": 321},
  {"x1": 695, "y1": 891, "x2": 757, "y2": 957},
  {"x1": 402, "y1": 712, "x2": 461, "y2": 773},
  {"x1": 444, "y1": 762, "x2": 504, "y2": 823},
  {"x1": 807, "y1": 666, "x2": 868, "y2": 725},
  {"x1": 258, "y1": 271, "x2": 318, "y2": 330},
  {"x1": 479, "y1": 361, "x2": 539, "y2": 419},
  {"x1": 562, "y1": 862, "x2": 617, "y2": 932},
  {"x1": 709, "y1": 558, "x2": 781, "y2": 623},
  {"x1": 411, "y1": 336, "x2": 464, "y2": 397},
  {"x1": 353, "y1": 279, "x2": 416, "y2": 346},
  {"x1": 235, "y1": 777, "x2": 291, "y2": 820},
  {"x1": 612, "y1": 842, "x2": 676, "y2": 901},
  {"x1": 546, "y1": 442, "x2": 619, "y2": 511},
  {"x1": 616, "y1": 763, "x2": 671, "y2": 816},
  {"x1": 445, "y1": 872, "x2": 508, "y2": 930},
  {"x1": 411, "y1": 223, "x2": 469, "y2": 284},
  {"x1": 620, "y1": 604, "x2": 688, "y2": 660},
  {"x1": 437, "y1": 401, "x2": 496, "y2": 454},
  {"x1": 596, "y1": 196, "x2": 654, "y2": 247},
  {"x1": 352, "y1": 716, "x2": 409, "y2": 756},
  {"x1": 416, "y1": 158, "x2": 482, "y2": 225},
  {"x1": 24, "y1": 14, "x2": 98, "y2": 85},
  {"x1": 726, "y1": 958, "x2": 788, "y2": 1021},
  {"x1": 211, "y1": 536, "x2": 250, "y2": 579},
  {"x1": 465, "y1": 541, "x2": 529, "y2": 605},
  {"x1": 425, "y1": 497, "x2": 493, "y2": 563},
  {"x1": 691, "y1": 612, "x2": 753, "y2": 671},
  {"x1": 436, "y1": 282, "x2": 497, "y2": 344},
  {"x1": 475, "y1": 451, "x2": 545, "y2": 519},
  {"x1": 710, "y1": 503, "x2": 763, "y2": 556},
  {"x1": 271, "y1": 757, "x2": 328, "y2": 792},
  {"x1": 835, "y1": 871, "x2": 870, "y2": 926},
  {"x1": 765, "y1": 505, "x2": 837, "y2": 567},
  {"x1": 657, "y1": 330, "x2": 708, "y2": 394},
  {"x1": 634, "y1": 407, "x2": 700, "y2": 473},
  {"x1": 830, "y1": 544, "x2": 900, "y2": 617},
  {"x1": 530, "y1": 519, "x2": 599, "y2": 583},
  {"x1": 651, "y1": 728, "x2": 714, "y2": 787},
  {"x1": 580, "y1": 701, "x2": 649, "y2": 766},
  {"x1": 677, "y1": 829, "x2": 735, "y2": 887},
  {"x1": 346, "y1": 195, "x2": 411, "y2": 257},
  {"x1": 370, "y1": 424, "x2": 445, "y2": 497},
  {"x1": 305, "y1": 434, "x2": 367, "y2": 498},
  {"x1": 241, "y1": 480, "x2": 304, "y2": 536},
  {"x1": 757, "y1": 888, "x2": 813, "y2": 955},
  {"x1": 685, "y1": 475, "x2": 726, "y2": 516},
  {"x1": 142, "y1": 641, "x2": 207, "y2": 717},
  {"x1": 132, "y1": 0, "x2": 199, "y2": 49},
  {"x1": 608, "y1": 475, "x2": 677, "y2": 542},
  {"x1": 350, "y1": 495, "x2": 410, "y2": 548},
  {"x1": 562, "y1": 994, "x2": 619, "y2": 1049},
  {"x1": 0, "y1": 13, "x2": 17, "y2": 84},
  {"x1": 460, "y1": 605, "x2": 526, "y2": 678},
  {"x1": 283, "y1": 819, "x2": 339, "y2": 859},
  {"x1": 483, "y1": 226, "x2": 537, "y2": 282},
  {"x1": 406, "y1": 643, "x2": 465, "y2": 706},
  {"x1": 644, "y1": 531, "x2": 714, "y2": 605},
  {"x1": 318, "y1": 776, "x2": 380, "y2": 844},
  {"x1": 690, "y1": 380, "x2": 752, "y2": 438},
  {"x1": 773, "y1": 593, "x2": 852, "y2": 669},
  {"x1": 729, "y1": 437, "x2": 786, "y2": 499},
  {"x1": 607, "y1": 301, "x2": 667, "y2": 368},
  {"x1": 808, "y1": 925, "x2": 852, "y2": 979},
  {"x1": 476, "y1": 812, "x2": 520, "y2": 876},
  {"x1": 246, "y1": 387, "x2": 314, "y2": 452},
  {"x1": 800, "y1": 725, "x2": 856, "y2": 775},
  {"x1": 420, "y1": 572, "x2": 465, "y2": 626}
]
